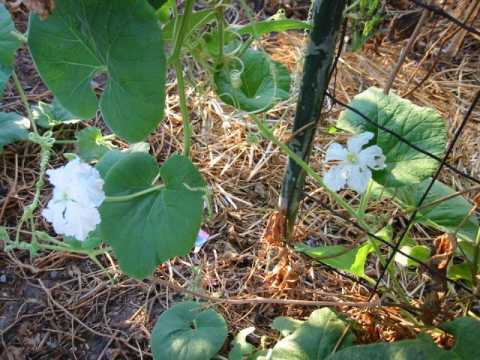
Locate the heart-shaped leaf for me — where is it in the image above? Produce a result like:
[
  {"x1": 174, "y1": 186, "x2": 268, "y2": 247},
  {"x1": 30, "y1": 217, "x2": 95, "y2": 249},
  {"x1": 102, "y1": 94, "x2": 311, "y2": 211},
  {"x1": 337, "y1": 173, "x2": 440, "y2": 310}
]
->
[
  {"x1": 28, "y1": 0, "x2": 166, "y2": 142},
  {"x1": 0, "y1": 112, "x2": 30, "y2": 151},
  {"x1": 214, "y1": 49, "x2": 291, "y2": 112},
  {"x1": 337, "y1": 87, "x2": 447, "y2": 187},
  {"x1": 99, "y1": 152, "x2": 206, "y2": 279},
  {"x1": 272, "y1": 308, "x2": 354, "y2": 360},
  {"x1": 151, "y1": 301, "x2": 228, "y2": 360},
  {"x1": 296, "y1": 242, "x2": 375, "y2": 282},
  {"x1": 32, "y1": 99, "x2": 82, "y2": 128},
  {"x1": 372, "y1": 179, "x2": 479, "y2": 243},
  {"x1": 76, "y1": 127, "x2": 114, "y2": 162},
  {"x1": 327, "y1": 316, "x2": 480, "y2": 360},
  {"x1": 0, "y1": 4, "x2": 20, "y2": 96}
]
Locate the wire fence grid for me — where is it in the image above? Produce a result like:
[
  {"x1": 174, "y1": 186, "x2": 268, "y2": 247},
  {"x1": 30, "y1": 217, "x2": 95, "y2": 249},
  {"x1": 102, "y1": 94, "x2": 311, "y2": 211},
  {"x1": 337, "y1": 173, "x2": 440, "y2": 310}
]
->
[{"x1": 304, "y1": 0, "x2": 480, "y2": 303}]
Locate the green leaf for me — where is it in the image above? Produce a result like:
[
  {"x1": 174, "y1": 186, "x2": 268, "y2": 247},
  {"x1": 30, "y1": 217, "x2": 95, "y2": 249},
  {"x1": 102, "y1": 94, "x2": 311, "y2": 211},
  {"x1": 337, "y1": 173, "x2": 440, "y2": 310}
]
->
[
  {"x1": 76, "y1": 127, "x2": 114, "y2": 162},
  {"x1": 214, "y1": 49, "x2": 291, "y2": 112},
  {"x1": 372, "y1": 179, "x2": 479, "y2": 243},
  {"x1": 0, "y1": 4, "x2": 20, "y2": 96},
  {"x1": 296, "y1": 242, "x2": 375, "y2": 282},
  {"x1": 271, "y1": 317, "x2": 304, "y2": 337},
  {"x1": 28, "y1": 0, "x2": 166, "y2": 142},
  {"x1": 447, "y1": 262, "x2": 473, "y2": 283},
  {"x1": 96, "y1": 150, "x2": 126, "y2": 178},
  {"x1": 271, "y1": 308, "x2": 354, "y2": 360},
  {"x1": 229, "y1": 327, "x2": 256, "y2": 360},
  {"x1": 0, "y1": 112, "x2": 30, "y2": 151},
  {"x1": 394, "y1": 245, "x2": 430, "y2": 268},
  {"x1": 337, "y1": 87, "x2": 447, "y2": 187},
  {"x1": 150, "y1": 301, "x2": 228, "y2": 360},
  {"x1": 148, "y1": 0, "x2": 167, "y2": 9},
  {"x1": 327, "y1": 334, "x2": 444, "y2": 360},
  {"x1": 328, "y1": 316, "x2": 480, "y2": 360},
  {"x1": 232, "y1": 19, "x2": 311, "y2": 37},
  {"x1": 99, "y1": 153, "x2": 206, "y2": 279},
  {"x1": 440, "y1": 316, "x2": 480, "y2": 359},
  {"x1": 32, "y1": 99, "x2": 81, "y2": 128}
]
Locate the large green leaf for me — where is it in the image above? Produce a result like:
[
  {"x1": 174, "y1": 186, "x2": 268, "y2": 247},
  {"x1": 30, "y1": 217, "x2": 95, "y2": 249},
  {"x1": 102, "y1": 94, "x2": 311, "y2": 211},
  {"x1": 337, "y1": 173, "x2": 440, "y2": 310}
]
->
[
  {"x1": 0, "y1": 112, "x2": 30, "y2": 151},
  {"x1": 214, "y1": 49, "x2": 291, "y2": 112},
  {"x1": 327, "y1": 316, "x2": 480, "y2": 360},
  {"x1": 0, "y1": 4, "x2": 19, "y2": 96},
  {"x1": 372, "y1": 179, "x2": 479, "y2": 243},
  {"x1": 150, "y1": 301, "x2": 228, "y2": 360},
  {"x1": 337, "y1": 87, "x2": 447, "y2": 187},
  {"x1": 28, "y1": 0, "x2": 166, "y2": 142},
  {"x1": 99, "y1": 152, "x2": 206, "y2": 279},
  {"x1": 296, "y1": 242, "x2": 375, "y2": 282},
  {"x1": 32, "y1": 99, "x2": 82, "y2": 128},
  {"x1": 271, "y1": 308, "x2": 354, "y2": 360},
  {"x1": 327, "y1": 335, "x2": 444, "y2": 360}
]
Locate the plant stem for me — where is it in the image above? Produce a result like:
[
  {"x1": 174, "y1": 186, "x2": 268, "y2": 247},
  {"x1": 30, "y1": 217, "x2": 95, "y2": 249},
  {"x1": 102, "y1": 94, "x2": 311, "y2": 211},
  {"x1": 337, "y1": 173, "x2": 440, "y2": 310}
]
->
[
  {"x1": 471, "y1": 228, "x2": 480, "y2": 287},
  {"x1": 15, "y1": 134, "x2": 53, "y2": 244},
  {"x1": 104, "y1": 184, "x2": 164, "y2": 203},
  {"x1": 358, "y1": 180, "x2": 373, "y2": 217},
  {"x1": 279, "y1": 0, "x2": 346, "y2": 239},
  {"x1": 215, "y1": 5, "x2": 225, "y2": 68},
  {"x1": 12, "y1": 71, "x2": 38, "y2": 134},
  {"x1": 169, "y1": 0, "x2": 195, "y2": 63},
  {"x1": 10, "y1": 30, "x2": 27, "y2": 43},
  {"x1": 175, "y1": 62, "x2": 193, "y2": 157},
  {"x1": 54, "y1": 139, "x2": 77, "y2": 145}
]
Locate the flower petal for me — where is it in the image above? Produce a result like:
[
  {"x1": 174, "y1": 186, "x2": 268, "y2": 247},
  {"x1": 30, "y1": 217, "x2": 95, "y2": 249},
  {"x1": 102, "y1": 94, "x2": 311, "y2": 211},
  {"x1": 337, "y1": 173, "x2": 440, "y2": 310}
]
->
[
  {"x1": 347, "y1": 165, "x2": 372, "y2": 193},
  {"x1": 358, "y1": 145, "x2": 386, "y2": 170},
  {"x1": 325, "y1": 143, "x2": 348, "y2": 162},
  {"x1": 347, "y1": 132, "x2": 374, "y2": 154},
  {"x1": 324, "y1": 165, "x2": 347, "y2": 192},
  {"x1": 42, "y1": 201, "x2": 69, "y2": 235},
  {"x1": 63, "y1": 202, "x2": 101, "y2": 241}
]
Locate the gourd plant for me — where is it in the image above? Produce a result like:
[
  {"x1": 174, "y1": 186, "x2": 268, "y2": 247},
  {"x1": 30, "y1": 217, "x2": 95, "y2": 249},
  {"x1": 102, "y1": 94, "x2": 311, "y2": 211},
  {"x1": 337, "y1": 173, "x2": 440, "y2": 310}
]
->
[
  {"x1": 150, "y1": 304, "x2": 480, "y2": 359},
  {"x1": 2, "y1": 0, "x2": 479, "y2": 358},
  {"x1": 1, "y1": 0, "x2": 308, "y2": 277}
]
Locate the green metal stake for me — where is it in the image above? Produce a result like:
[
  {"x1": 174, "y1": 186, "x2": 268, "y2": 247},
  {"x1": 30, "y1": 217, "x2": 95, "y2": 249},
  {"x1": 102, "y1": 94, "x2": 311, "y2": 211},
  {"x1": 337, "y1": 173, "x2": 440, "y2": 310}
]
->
[{"x1": 279, "y1": 0, "x2": 346, "y2": 239}]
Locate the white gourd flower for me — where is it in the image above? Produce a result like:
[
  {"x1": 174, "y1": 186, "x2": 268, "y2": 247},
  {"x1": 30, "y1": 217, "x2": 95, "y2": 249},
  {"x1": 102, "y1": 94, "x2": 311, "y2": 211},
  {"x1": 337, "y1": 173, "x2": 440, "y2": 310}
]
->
[
  {"x1": 42, "y1": 158, "x2": 105, "y2": 241},
  {"x1": 323, "y1": 132, "x2": 386, "y2": 193}
]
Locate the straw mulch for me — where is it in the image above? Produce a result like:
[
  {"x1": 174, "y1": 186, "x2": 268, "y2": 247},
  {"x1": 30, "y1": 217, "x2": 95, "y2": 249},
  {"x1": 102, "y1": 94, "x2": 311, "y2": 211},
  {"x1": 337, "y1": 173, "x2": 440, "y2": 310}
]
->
[{"x1": 1, "y1": 0, "x2": 479, "y2": 358}]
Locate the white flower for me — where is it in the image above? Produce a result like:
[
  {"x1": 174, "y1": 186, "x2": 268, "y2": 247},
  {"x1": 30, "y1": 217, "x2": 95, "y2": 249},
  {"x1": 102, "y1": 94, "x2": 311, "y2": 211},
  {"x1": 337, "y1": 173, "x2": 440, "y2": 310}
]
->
[
  {"x1": 42, "y1": 158, "x2": 105, "y2": 241},
  {"x1": 323, "y1": 132, "x2": 386, "y2": 193}
]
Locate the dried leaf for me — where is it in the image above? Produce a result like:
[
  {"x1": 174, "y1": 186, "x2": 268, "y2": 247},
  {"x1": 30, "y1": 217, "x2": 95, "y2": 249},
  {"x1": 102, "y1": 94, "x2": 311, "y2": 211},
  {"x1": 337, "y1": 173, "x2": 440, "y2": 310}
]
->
[
  {"x1": 23, "y1": 0, "x2": 55, "y2": 19},
  {"x1": 262, "y1": 210, "x2": 285, "y2": 245},
  {"x1": 265, "y1": 248, "x2": 300, "y2": 290},
  {"x1": 431, "y1": 233, "x2": 457, "y2": 271},
  {"x1": 473, "y1": 193, "x2": 480, "y2": 207}
]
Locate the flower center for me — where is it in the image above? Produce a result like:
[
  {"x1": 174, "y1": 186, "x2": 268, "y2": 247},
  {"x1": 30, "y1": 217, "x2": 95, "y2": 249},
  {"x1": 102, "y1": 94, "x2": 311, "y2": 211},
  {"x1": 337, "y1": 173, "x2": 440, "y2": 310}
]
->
[{"x1": 346, "y1": 152, "x2": 358, "y2": 164}]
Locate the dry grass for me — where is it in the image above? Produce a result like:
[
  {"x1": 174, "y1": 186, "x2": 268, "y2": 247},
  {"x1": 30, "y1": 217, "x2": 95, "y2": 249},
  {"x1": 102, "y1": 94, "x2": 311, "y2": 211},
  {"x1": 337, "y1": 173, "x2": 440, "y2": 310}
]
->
[{"x1": 1, "y1": 1, "x2": 480, "y2": 358}]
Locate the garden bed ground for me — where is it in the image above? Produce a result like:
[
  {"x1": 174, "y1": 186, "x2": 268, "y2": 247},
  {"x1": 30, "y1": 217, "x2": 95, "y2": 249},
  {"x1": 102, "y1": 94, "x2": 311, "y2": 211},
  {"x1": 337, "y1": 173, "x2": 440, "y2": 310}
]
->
[{"x1": 1, "y1": 0, "x2": 479, "y2": 358}]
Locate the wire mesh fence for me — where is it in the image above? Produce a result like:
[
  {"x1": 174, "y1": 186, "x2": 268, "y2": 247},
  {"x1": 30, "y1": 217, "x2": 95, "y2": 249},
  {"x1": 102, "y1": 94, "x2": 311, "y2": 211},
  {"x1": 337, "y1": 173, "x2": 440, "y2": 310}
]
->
[{"x1": 304, "y1": 0, "x2": 480, "y2": 303}]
